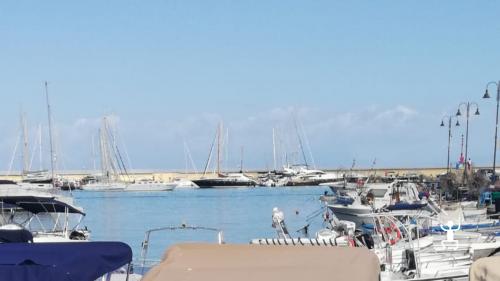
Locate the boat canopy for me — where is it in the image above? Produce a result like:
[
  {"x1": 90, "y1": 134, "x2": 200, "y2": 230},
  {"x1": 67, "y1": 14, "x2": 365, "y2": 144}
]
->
[
  {"x1": 0, "y1": 196, "x2": 85, "y2": 215},
  {"x1": 470, "y1": 255, "x2": 500, "y2": 281},
  {"x1": 143, "y1": 243, "x2": 380, "y2": 281},
  {"x1": 0, "y1": 242, "x2": 132, "y2": 281}
]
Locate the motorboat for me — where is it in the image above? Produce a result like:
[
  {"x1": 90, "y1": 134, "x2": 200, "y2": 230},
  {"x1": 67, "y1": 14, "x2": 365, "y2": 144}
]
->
[
  {"x1": 252, "y1": 208, "x2": 500, "y2": 280},
  {"x1": 321, "y1": 173, "x2": 369, "y2": 192},
  {"x1": 170, "y1": 178, "x2": 199, "y2": 188},
  {"x1": 0, "y1": 185, "x2": 89, "y2": 242},
  {"x1": 282, "y1": 165, "x2": 342, "y2": 186},
  {"x1": 328, "y1": 180, "x2": 427, "y2": 227}
]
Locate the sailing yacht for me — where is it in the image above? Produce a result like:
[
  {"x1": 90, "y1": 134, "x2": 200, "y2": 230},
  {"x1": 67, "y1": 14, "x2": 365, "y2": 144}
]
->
[
  {"x1": 13, "y1": 108, "x2": 55, "y2": 190},
  {"x1": 193, "y1": 123, "x2": 257, "y2": 188},
  {"x1": 81, "y1": 117, "x2": 174, "y2": 192},
  {"x1": 193, "y1": 173, "x2": 257, "y2": 188}
]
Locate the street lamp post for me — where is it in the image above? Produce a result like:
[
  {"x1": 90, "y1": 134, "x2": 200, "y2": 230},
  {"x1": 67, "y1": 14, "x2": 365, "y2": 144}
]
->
[
  {"x1": 482, "y1": 81, "x2": 500, "y2": 183},
  {"x1": 440, "y1": 116, "x2": 460, "y2": 173},
  {"x1": 456, "y1": 102, "x2": 480, "y2": 186}
]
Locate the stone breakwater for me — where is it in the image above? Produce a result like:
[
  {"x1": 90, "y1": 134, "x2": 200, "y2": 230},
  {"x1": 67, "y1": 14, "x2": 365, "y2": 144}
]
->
[{"x1": 0, "y1": 167, "x2": 463, "y2": 182}]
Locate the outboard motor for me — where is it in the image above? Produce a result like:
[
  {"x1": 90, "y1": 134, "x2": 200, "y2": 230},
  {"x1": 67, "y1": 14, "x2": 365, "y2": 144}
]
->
[{"x1": 272, "y1": 207, "x2": 291, "y2": 239}]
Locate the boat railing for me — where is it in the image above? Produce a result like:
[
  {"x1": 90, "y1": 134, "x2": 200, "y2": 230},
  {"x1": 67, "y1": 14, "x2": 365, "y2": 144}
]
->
[
  {"x1": 139, "y1": 224, "x2": 223, "y2": 274},
  {"x1": 390, "y1": 273, "x2": 468, "y2": 281}
]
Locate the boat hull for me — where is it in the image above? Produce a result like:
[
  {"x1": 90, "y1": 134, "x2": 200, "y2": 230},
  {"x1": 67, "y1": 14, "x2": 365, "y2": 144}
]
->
[
  {"x1": 192, "y1": 179, "x2": 256, "y2": 188},
  {"x1": 328, "y1": 204, "x2": 374, "y2": 227}
]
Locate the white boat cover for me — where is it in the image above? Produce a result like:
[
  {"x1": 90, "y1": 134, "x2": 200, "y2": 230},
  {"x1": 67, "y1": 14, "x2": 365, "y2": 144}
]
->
[
  {"x1": 469, "y1": 256, "x2": 500, "y2": 281},
  {"x1": 142, "y1": 243, "x2": 380, "y2": 281}
]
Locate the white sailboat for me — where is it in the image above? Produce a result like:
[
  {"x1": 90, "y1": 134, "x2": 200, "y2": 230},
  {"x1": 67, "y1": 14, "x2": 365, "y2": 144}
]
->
[
  {"x1": 82, "y1": 117, "x2": 174, "y2": 192},
  {"x1": 13, "y1": 84, "x2": 58, "y2": 190}
]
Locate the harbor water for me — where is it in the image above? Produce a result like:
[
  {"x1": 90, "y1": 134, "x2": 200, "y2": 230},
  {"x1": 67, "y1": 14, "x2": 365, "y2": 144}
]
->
[{"x1": 72, "y1": 186, "x2": 329, "y2": 263}]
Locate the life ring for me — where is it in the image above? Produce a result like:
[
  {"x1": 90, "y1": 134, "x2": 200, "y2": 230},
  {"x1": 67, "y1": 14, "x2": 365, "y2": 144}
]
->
[
  {"x1": 383, "y1": 223, "x2": 402, "y2": 245},
  {"x1": 377, "y1": 222, "x2": 402, "y2": 245}
]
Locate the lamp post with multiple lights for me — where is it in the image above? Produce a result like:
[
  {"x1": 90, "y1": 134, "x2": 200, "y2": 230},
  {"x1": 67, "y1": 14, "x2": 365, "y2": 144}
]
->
[
  {"x1": 440, "y1": 116, "x2": 460, "y2": 174},
  {"x1": 456, "y1": 102, "x2": 480, "y2": 186},
  {"x1": 482, "y1": 81, "x2": 500, "y2": 182}
]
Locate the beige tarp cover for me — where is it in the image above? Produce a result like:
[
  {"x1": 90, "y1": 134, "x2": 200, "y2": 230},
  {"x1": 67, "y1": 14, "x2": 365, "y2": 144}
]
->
[
  {"x1": 142, "y1": 243, "x2": 380, "y2": 281},
  {"x1": 469, "y1": 256, "x2": 500, "y2": 281}
]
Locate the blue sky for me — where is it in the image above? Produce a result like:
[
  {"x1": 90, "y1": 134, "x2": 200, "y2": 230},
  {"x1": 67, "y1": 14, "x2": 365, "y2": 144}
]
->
[{"x1": 1, "y1": 1, "x2": 500, "y2": 171}]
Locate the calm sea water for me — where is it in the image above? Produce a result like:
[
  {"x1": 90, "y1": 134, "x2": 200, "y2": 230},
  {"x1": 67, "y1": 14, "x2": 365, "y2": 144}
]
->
[{"x1": 72, "y1": 186, "x2": 329, "y2": 263}]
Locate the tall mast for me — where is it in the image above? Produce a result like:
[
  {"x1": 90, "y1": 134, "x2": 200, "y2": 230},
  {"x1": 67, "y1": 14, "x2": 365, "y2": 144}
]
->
[
  {"x1": 20, "y1": 111, "x2": 29, "y2": 173},
  {"x1": 293, "y1": 114, "x2": 308, "y2": 167},
  {"x1": 202, "y1": 130, "x2": 217, "y2": 177},
  {"x1": 240, "y1": 146, "x2": 244, "y2": 173},
  {"x1": 217, "y1": 122, "x2": 222, "y2": 176},
  {"x1": 45, "y1": 81, "x2": 56, "y2": 186},
  {"x1": 91, "y1": 134, "x2": 97, "y2": 171},
  {"x1": 38, "y1": 124, "x2": 43, "y2": 170},
  {"x1": 272, "y1": 128, "x2": 277, "y2": 171}
]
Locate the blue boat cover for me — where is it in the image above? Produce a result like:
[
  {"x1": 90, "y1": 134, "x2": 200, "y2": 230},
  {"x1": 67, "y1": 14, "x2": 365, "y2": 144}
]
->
[
  {"x1": 386, "y1": 202, "x2": 427, "y2": 211},
  {"x1": 0, "y1": 242, "x2": 132, "y2": 281}
]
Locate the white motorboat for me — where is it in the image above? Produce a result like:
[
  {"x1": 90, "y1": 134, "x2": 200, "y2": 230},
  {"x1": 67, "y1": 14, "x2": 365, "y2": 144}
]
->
[
  {"x1": 328, "y1": 180, "x2": 427, "y2": 227},
  {"x1": 0, "y1": 185, "x2": 89, "y2": 242},
  {"x1": 253, "y1": 208, "x2": 500, "y2": 280},
  {"x1": 171, "y1": 178, "x2": 199, "y2": 188}
]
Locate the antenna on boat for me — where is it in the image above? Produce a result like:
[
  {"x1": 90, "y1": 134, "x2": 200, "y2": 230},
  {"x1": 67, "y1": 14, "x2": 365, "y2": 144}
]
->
[{"x1": 44, "y1": 81, "x2": 56, "y2": 187}]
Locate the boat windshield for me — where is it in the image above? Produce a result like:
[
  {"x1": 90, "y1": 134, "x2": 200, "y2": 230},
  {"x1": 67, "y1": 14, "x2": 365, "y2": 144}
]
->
[{"x1": 368, "y1": 189, "x2": 387, "y2": 198}]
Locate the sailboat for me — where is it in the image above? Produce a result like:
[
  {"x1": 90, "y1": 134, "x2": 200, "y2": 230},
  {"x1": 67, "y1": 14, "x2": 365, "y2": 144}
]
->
[
  {"x1": 82, "y1": 117, "x2": 174, "y2": 192},
  {"x1": 15, "y1": 83, "x2": 57, "y2": 190},
  {"x1": 192, "y1": 123, "x2": 257, "y2": 188}
]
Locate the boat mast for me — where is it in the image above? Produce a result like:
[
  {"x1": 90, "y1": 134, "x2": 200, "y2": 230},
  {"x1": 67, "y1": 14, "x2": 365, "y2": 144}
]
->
[
  {"x1": 20, "y1": 110, "x2": 29, "y2": 173},
  {"x1": 91, "y1": 134, "x2": 97, "y2": 171},
  {"x1": 217, "y1": 122, "x2": 222, "y2": 176},
  {"x1": 272, "y1": 128, "x2": 277, "y2": 171},
  {"x1": 98, "y1": 127, "x2": 108, "y2": 182},
  {"x1": 293, "y1": 114, "x2": 308, "y2": 168},
  {"x1": 240, "y1": 146, "x2": 244, "y2": 173},
  {"x1": 44, "y1": 81, "x2": 56, "y2": 186},
  {"x1": 202, "y1": 130, "x2": 217, "y2": 177},
  {"x1": 38, "y1": 124, "x2": 43, "y2": 170}
]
